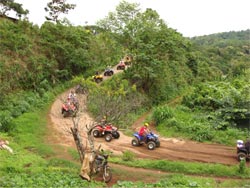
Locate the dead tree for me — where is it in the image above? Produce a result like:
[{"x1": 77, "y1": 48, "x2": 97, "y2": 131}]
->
[
  {"x1": 70, "y1": 115, "x2": 100, "y2": 181},
  {"x1": 70, "y1": 117, "x2": 85, "y2": 163}
]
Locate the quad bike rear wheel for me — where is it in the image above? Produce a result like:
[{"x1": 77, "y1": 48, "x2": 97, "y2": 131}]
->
[
  {"x1": 131, "y1": 138, "x2": 139, "y2": 146},
  {"x1": 93, "y1": 129, "x2": 100, "y2": 137},
  {"x1": 95, "y1": 78, "x2": 102, "y2": 83}
]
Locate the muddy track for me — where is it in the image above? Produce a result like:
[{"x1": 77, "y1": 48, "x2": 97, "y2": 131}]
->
[{"x1": 48, "y1": 65, "x2": 238, "y2": 166}]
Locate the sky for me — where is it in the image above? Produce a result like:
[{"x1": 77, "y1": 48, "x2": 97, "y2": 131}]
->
[{"x1": 14, "y1": 0, "x2": 250, "y2": 37}]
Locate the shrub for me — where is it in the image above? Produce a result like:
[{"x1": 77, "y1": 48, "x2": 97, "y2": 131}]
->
[
  {"x1": 0, "y1": 110, "x2": 13, "y2": 132},
  {"x1": 238, "y1": 159, "x2": 246, "y2": 174},
  {"x1": 182, "y1": 80, "x2": 250, "y2": 129},
  {"x1": 122, "y1": 150, "x2": 135, "y2": 161},
  {"x1": 152, "y1": 106, "x2": 174, "y2": 125}
]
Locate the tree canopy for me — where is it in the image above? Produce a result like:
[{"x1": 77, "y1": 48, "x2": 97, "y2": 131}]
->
[
  {"x1": 0, "y1": 0, "x2": 29, "y2": 19},
  {"x1": 44, "y1": 0, "x2": 76, "y2": 23}
]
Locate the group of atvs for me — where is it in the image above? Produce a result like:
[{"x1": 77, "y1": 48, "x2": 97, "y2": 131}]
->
[
  {"x1": 91, "y1": 121, "x2": 160, "y2": 150},
  {"x1": 92, "y1": 120, "x2": 250, "y2": 158},
  {"x1": 92, "y1": 60, "x2": 130, "y2": 83}
]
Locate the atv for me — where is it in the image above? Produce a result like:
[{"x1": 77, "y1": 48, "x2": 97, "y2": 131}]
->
[
  {"x1": 61, "y1": 102, "x2": 77, "y2": 117},
  {"x1": 92, "y1": 123, "x2": 120, "y2": 142},
  {"x1": 131, "y1": 132, "x2": 160, "y2": 150},
  {"x1": 117, "y1": 61, "x2": 126, "y2": 70},
  {"x1": 104, "y1": 68, "x2": 114, "y2": 76},
  {"x1": 123, "y1": 55, "x2": 132, "y2": 65},
  {"x1": 92, "y1": 74, "x2": 103, "y2": 83},
  {"x1": 237, "y1": 139, "x2": 250, "y2": 161}
]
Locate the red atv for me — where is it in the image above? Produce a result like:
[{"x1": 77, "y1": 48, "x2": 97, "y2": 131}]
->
[
  {"x1": 117, "y1": 61, "x2": 126, "y2": 70},
  {"x1": 61, "y1": 102, "x2": 77, "y2": 117},
  {"x1": 92, "y1": 123, "x2": 120, "y2": 142}
]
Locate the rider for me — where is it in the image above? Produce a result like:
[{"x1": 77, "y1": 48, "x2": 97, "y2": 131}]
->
[
  {"x1": 100, "y1": 116, "x2": 108, "y2": 135},
  {"x1": 68, "y1": 90, "x2": 76, "y2": 101},
  {"x1": 139, "y1": 122, "x2": 150, "y2": 142},
  {"x1": 101, "y1": 116, "x2": 108, "y2": 127},
  {"x1": 106, "y1": 65, "x2": 111, "y2": 70},
  {"x1": 245, "y1": 138, "x2": 250, "y2": 152}
]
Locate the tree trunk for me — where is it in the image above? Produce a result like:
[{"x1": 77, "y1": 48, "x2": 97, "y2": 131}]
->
[{"x1": 70, "y1": 127, "x2": 85, "y2": 163}]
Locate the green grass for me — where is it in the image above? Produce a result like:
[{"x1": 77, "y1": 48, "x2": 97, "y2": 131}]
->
[
  {"x1": 9, "y1": 110, "x2": 54, "y2": 157},
  {"x1": 110, "y1": 156, "x2": 250, "y2": 178},
  {"x1": 154, "y1": 106, "x2": 246, "y2": 146},
  {"x1": 1, "y1": 85, "x2": 249, "y2": 187},
  {"x1": 0, "y1": 171, "x2": 104, "y2": 188},
  {"x1": 112, "y1": 173, "x2": 250, "y2": 188},
  {"x1": 0, "y1": 88, "x2": 106, "y2": 187}
]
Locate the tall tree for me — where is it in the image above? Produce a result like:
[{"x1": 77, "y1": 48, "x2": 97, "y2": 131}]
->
[
  {"x1": 44, "y1": 0, "x2": 76, "y2": 23},
  {"x1": 97, "y1": 1, "x2": 194, "y2": 104},
  {"x1": 0, "y1": 0, "x2": 29, "y2": 19},
  {"x1": 97, "y1": 0, "x2": 140, "y2": 34}
]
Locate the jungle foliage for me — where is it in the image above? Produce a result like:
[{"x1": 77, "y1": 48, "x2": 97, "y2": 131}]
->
[
  {"x1": 0, "y1": 1, "x2": 249, "y2": 133},
  {"x1": 191, "y1": 30, "x2": 250, "y2": 76},
  {"x1": 0, "y1": 1, "x2": 249, "y2": 187}
]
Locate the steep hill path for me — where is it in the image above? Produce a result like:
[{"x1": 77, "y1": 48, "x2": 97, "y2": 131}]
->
[{"x1": 47, "y1": 64, "x2": 238, "y2": 166}]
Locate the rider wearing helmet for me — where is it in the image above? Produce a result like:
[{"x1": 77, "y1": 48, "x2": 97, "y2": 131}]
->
[
  {"x1": 100, "y1": 115, "x2": 108, "y2": 135},
  {"x1": 139, "y1": 122, "x2": 150, "y2": 142},
  {"x1": 101, "y1": 115, "x2": 108, "y2": 127}
]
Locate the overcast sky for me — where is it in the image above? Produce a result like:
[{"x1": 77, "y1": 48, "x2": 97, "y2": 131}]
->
[{"x1": 15, "y1": 0, "x2": 250, "y2": 37}]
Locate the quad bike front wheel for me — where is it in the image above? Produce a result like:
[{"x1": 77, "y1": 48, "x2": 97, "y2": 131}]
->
[
  {"x1": 156, "y1": 140, "x2": 160, "y2": 147},
  {"x1": 112, "y1": 131, "x2": 120, "y2": 139},
  {"x1": 103, "y1": 165, "x2": 112, "y2": 183},
  {"x1": 147, "y1": 141, "x2": 156, "y2": 150},
  {"x1": 237, "y1": 152, "x2": 247, "y2": 161},
  {"x1": 105, "y1": 134, "x2": 113, "y2": 142}
]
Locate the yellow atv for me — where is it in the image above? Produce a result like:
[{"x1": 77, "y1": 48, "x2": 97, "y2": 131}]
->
[
  {"x1": 92, "y1": 74, "x2": 103, "y2": 83},
  {"x1": 123, "y1": 55, "x2": 133, "y2": 65}
]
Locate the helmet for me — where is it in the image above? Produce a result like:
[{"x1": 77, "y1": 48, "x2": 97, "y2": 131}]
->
[
  {"x1": 144, "y1": 123, "x2": 149, "y2": 127},
  {"x1": 103, "y1": 115, "x2": 107, "y2": 119}
]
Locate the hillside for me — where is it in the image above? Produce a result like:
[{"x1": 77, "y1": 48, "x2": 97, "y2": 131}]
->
[{"x1": 0, "y1": 1, "x2": 250, "y2": 187}]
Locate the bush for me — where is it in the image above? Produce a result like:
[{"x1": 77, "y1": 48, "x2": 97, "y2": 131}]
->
[
  {"x1": 0, "y1": 110, "x2": 13, "y2": 132},
  {"x1": 238, "y1": 159, "x2": 246, "y2": 174},
  {"x1": 152, "y1": 106, "x2": 174, "y2": 125},
  {"x1": 190, "y1": 126, "x2": 214, "y2": 142},
  {"x1": 182, "y1": 79, "x2": 250, "y2": 129},
  {"x1": 122, "y1": 150, "x2": 135, "y2": 161}
]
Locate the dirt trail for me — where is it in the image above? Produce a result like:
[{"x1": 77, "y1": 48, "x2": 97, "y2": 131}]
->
[{"x1": 47, "y1": 64, "x2": 239, "y2": 168}]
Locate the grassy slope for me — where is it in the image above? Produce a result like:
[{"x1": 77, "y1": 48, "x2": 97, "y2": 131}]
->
[{"x1": 0, "y1": 93, "x2": 249, "y2": 187}]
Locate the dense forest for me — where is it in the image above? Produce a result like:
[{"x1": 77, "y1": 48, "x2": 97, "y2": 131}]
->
[
  {"x1": 0, "y1": 2, "x2": 249, "y2": 132},
  {"x1": 0, "y1": 0, "x2": 249, "y2": 187}
]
